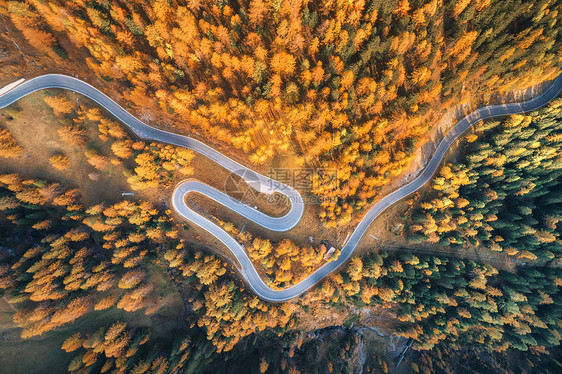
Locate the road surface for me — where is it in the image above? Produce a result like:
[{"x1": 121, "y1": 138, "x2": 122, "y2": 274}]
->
[{"x1": 0, "y1": 72, "x2": 560, "y2": 301}]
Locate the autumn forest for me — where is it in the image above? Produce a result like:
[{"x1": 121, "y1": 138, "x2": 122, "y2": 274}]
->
[{"x1": 0, "y1": 0, "x2": 561, "y2": 373}]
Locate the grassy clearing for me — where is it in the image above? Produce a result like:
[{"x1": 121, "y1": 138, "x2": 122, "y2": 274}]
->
[{"x1": 0, "y1": 90, "x2": 132, "y2": 206}]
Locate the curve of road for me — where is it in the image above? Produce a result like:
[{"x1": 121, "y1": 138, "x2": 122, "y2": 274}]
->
[{"x1": 0, "y1": 72, "x2": 561, "y2": 302}]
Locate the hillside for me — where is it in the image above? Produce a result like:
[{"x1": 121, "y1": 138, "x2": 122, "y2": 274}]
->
[{"x1": 0, "y1": 1, "x2": 561, "y2": 373}]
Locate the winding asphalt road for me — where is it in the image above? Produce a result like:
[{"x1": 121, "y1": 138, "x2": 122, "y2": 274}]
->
[{"x1": 0, "y1": 72, "x2": 561, "y2": 301}]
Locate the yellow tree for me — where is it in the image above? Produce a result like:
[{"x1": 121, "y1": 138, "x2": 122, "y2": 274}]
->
[
  {"x1": 62, "y1": 332, "x2": 84, "y2": 352},
  {"x1": 44, "y1": 95, "x2": 74, "y2": 116},
  {"x1": 0, "y1": 128, "x2": 22, "y2": 158},
  {"x1": 49, "y1": 154, "x2": 69, "y2": 170},
  {"x1": 57, "y1": 125, "x2": 88, "y2": 145}
]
